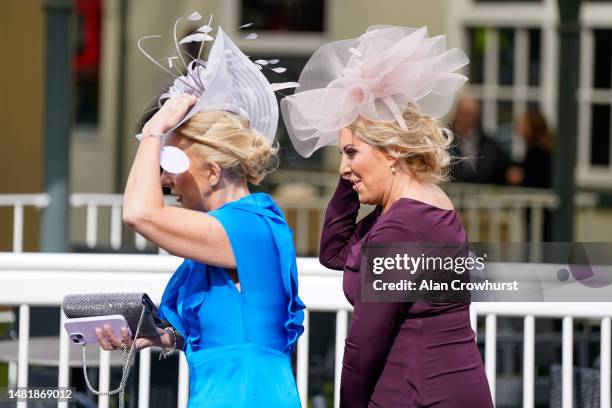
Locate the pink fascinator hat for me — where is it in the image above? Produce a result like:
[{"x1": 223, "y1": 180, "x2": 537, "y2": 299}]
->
[{"x1": 281, "y1": 25, "x2": 469, "y2": 157}]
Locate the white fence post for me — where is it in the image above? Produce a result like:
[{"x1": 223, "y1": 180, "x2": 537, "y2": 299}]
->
[
  {"x1": 86, "y1": 203, "x2": 99, "y2": 249},
  {"x1": 523, "y1": 315, "x2": 535, "y2": 408},
  {"x1": 110, "y1": 203, "x2": 122, "y2": 250},
  {"x1": 334, "y1": 310, "x2": 348, "y2": 408},
  {"x1": 98, "y1": 348, "x2": 111, "y2": 408},
  {"x1": 177, "y1": 351, "x2": 190, "y2": 408},
  {"x1": 138, "y1": 348, "x2": 152, "y2": 408},
  {"x1": 13, "y1": 203, "x2": 24, "y2": 253},
  {"x1": 297, "y1": 309, "x2": 310, "y2": 408},
  {"x1": 562, "y1": 316, "x2": 573, "y2": 408},
  {"x1": 17, "y1": 304, "x2": 30, "y2": 408},
  {"x1": 58, "y1": 311, "x2": 70, "y2": 408},
  {"x1": 601, "y1": 317, "x2": 611, "y2": 408}
]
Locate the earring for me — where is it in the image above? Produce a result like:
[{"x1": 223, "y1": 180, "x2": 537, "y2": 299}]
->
[{"x1": 391, "y1": 166, "x2": 396, "y2": 174}]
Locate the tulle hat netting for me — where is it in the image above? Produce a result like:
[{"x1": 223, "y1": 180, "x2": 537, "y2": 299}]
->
[{"x1": 280, "y1": 25, "x2": 469, "y2": 157}]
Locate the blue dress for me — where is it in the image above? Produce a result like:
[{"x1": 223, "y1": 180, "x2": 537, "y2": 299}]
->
[{"x1": 158, "y1": 193, "x2": 306, "y2": 407}]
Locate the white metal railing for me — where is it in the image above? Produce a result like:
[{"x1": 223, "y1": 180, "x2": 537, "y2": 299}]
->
[
  {"x1": 70, "y1": 194, "x2": 125, "y2": 250},
  {"x1": 0, "y1": 194, "x2": 50, "y2": 395},
  {"x1": 70, "y1": 194, "x2": 180, "y2": 252},
  {"x1": 0, "y1": 253, "x2": 611, "y2": 408},
  {"x1": 0, "y1": 184, "x2": 600, "y2": 255},
  {"x1": 71, "y1": 192, "x2": 331, "y2": 256},
  {"x1": 0, "y1": 194, "x2": 50, "y2": 253},
  {"x1": 272, "y1": 171, "x2": 600, "y2": 246}
]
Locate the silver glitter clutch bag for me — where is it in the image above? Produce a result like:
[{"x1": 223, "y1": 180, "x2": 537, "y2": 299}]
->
[
  {"x1": 62, "y1": 293, "x2": 160, "y2": 337},
  {"x1": 62, "y1": 293, "x2": 160, "y2": 408}
]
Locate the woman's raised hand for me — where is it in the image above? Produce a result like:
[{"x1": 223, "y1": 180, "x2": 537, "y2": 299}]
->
[{"x1": 142, "y1": 94, "x2": 197, "y2": 137}]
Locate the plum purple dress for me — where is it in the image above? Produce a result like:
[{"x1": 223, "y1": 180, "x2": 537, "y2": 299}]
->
[{"x1": 320, "y1": 178, "x2": 494, "y2": 408}]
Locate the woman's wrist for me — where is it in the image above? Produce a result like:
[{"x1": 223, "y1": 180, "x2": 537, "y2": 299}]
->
[
  {"x1": 154, "y1": 327, "x2": 181, "y2": 349},
  {"x1": 142, "y1": 131, "x2": 163, "y2": 139},
  {"x1": 155, "y1": 326, "x2": 184, "y2": 360},
  {"x1": 141, "y1": 123, "x2": 167, "y2": 139}
]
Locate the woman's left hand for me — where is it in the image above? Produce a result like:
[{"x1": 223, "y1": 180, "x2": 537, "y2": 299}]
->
[{"x1": 142, "y1": 94, "x2": 197, "y2": 137}]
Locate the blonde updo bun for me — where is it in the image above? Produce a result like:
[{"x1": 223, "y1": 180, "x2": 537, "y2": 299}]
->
[
  {"x1": 175, "y1": 111, "x2": 279, "y2": 185},
  {"x1": 349, "y1": 103, "x2": 454, "y2": 184}
]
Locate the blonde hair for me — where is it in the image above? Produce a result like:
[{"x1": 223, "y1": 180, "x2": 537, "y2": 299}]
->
[
  {"x1": 349, "y1": 104, "x2": 453, "y2": 184},
  {"x1": 175, "y1": 111, "x2": 278, "y2": 185}
]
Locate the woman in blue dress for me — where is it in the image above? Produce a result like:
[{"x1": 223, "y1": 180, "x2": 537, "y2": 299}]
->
[{"x1": 94, "y1": 17, "x2": 305, "y2": 407}]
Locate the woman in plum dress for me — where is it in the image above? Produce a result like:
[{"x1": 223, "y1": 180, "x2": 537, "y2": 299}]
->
[{"x1": 282, "y1": 26, "x2": 494, "y2": 407}]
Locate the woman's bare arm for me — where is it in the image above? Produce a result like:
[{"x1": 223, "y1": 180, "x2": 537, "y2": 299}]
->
[{"x1": 122, "y1": 95, "x2": 235, "y2": 268}]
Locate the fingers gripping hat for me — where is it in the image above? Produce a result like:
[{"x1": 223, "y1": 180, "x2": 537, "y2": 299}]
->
[
  {"x1": 280, "y1": 25, "x2": 469, "y2": 157},
  {"x1": 137, "y1": 12, "x2": 298, "y2": 173}
]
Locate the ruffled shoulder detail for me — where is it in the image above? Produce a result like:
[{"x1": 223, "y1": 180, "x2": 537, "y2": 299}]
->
[
  {"x1": 276, "y1": 233, "x2": 307, "y2": 353},
  {"x1": 158, "y1": 259, "x2": 209, "y2": 350},
  {"x1": 158, "y1": 259, "x2": 193, "y2": 338},
  {"x1": 211, "y1": 193, "x2": 306, "y2": 353}
]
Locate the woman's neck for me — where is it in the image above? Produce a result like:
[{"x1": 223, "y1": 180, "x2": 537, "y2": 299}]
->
[
  {"x1": 381, "y1": 171, "x2": 431, "y2": 213},
  {"x1": 382, "y1": 171, "x2": 453, "y2": 213},
  {"x1": 206, "y1": 179, "x2": 250, "y2": 211}
]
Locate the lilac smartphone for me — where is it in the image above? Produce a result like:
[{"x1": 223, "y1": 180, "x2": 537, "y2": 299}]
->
[{"x1": 64, "y1": 315, "x2": 132, "y2": 345}]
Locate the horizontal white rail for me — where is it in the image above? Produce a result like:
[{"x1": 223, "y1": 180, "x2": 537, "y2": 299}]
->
[
  {"x1": 0, "y1": 253, "x2": 610, "y2": 407},
  {"x1": 0, "y1": 186, "x2": 601, "y2": 255},
  {"x1": 0, "y1": 194, "x2": 50, "y2": 207}
]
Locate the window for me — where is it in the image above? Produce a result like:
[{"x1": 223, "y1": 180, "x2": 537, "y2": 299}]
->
[
  {"x1": 221, "y1": 0, "x2": 328, "y2": 70},
  {"x1": 249, "y1": 55, "x2": 325, "y2": 171},
  {"x1": 74, "y1": 0, "x2": 101, "y2": 126},
  {"x1": 240, "y1": 0, "x2": 325, "y2": 32},
  {"x1": 455, "y1": 0, "x2": 612, "y2": 188},
  {"x1": 590, "y1": 104, "x2": 610, "y2": 166},
  {"x1": 467, "y1": 28, "x2": 485, "y2": 85},
  {"x1": 220, "y1": 0, "x2": 329, "y2": 170},
  {"x1": 593, "y1": 29, "x2": 612, "y2": 89},
  {"x1": 462, "y1": 26, "x2": 544, "y2": 160},
  {"x1": 577, "y1": 28, "x2": 612, "y2": 184},
  {"x1": 474, "y1": 0, "x2": 541, "y2": 2}
]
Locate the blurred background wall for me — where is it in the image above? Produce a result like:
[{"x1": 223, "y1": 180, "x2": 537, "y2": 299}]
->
[
  {"x1": 3, "y1": 0, "x2": 612, "y2": 250},
  {"x1": 0, "y1": 0, "x2": 44, "y2": 251}
]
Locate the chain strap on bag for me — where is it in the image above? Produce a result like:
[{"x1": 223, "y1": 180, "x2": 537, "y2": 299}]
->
[
  {"x1": 62, "y1": 293, "x2": 162, "y2": 408},
  {"x1": 81, "y1": 305, "x2": 147, "y2": 408}
]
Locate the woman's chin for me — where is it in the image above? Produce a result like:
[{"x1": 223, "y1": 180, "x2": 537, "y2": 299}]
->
[
  {"x1": 356, "y1": 193, "x2": 369, "y2": 205},
  {"x1": 357, "y1": 194, "x2": 380, "y2": 207}
]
